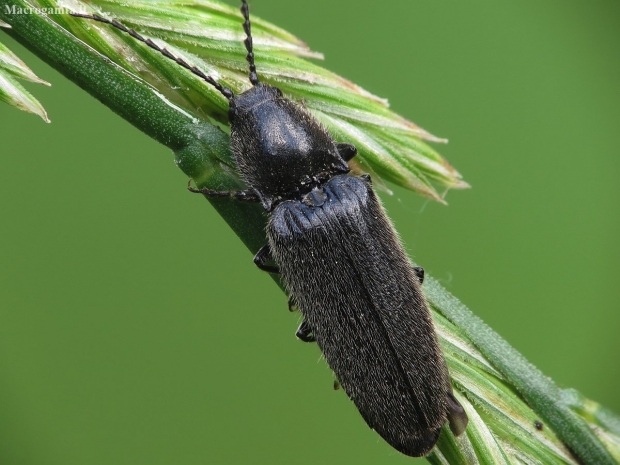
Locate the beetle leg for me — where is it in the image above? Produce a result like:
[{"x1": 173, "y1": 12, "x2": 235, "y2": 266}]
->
[
  {"x1": 413, "y1": 266, "x2": 425, "y2": 284},
  {"x1": 187, "y1": 180, "x2": 259, "y2": 202},
  {"x1": 253, "y1": 244, "x2": 280, "y2": 274},
  {"x1": 446, "y1": 391, "x2": 468, "y2": 436},
  {"x1": 287, "y1": 295, "x2": 298, "y2": 312},
  {"x1": 296, "y1": 320, "x2": 316, "y2": 343},
  {"x1": 336, "y1": 143, "x2": 357, "y2": 161}
]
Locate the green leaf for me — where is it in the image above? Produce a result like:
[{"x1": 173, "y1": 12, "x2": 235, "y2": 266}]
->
[
  {"x1": 0, "y1": 37, "x2": 50, "y2": 122},
  {"x1": 39, "y1": 0, "x2": 466, "y2": 200},
  {"x1": 426, "y1": 277, "x2": 618, "y2": 464}
]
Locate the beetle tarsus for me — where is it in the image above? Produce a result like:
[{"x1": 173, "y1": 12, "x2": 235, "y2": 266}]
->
[
  {"x1": 446, "y1": 391, "x2": 468, "y2": 436},
  {"x1": 296, "y1": 320, "x2": 316, "y2": 343},
  {"x1": 253, "y1": 244, "x2": 279, "y2": 274},
  {"x1": 287, "y1": 295, "x2": 298, "y2": 312},
  {"x1": 187, "y1": 181, "x2": 259, "y2": 202},
  {"x1": 413, "y1": 266, "x2": 425, "y2": 284}
]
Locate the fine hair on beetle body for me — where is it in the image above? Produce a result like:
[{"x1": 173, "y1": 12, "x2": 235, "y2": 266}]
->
[{"x1": 72, "y1": 0, "x2": 468, "y2": 457}]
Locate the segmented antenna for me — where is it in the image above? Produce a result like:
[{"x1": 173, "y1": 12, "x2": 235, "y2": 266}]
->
[
  {"x1": 70, "y1": 13, "x2": 234, "y2": 100},
  {"x1": 240, "y1": 0, "x2": 259, "y2": 86}
]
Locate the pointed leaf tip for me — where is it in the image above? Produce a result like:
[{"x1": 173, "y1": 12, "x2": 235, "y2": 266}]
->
[
  {"x1": 0, "y1": 71, "x2": 50, "y2": 122},
  {"x1": 61, "y1": 0, "x2": 467, "y2": 201}
]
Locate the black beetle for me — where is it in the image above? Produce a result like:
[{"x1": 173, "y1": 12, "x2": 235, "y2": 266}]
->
[{"x1": 72, "y1": 1, "x2": 468, "y2": 456}]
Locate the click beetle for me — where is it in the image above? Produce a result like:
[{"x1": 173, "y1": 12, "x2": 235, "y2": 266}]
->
[{"x1": 72, "y1": 0, "x2": 468, "y2": 456}]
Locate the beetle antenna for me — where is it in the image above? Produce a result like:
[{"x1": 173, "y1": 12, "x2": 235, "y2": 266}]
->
[
  {"x1": 70, "y1": 13, "x2": 234, "y2": 100},
  {"x1": 240, "y1": 0, "x2": 259, "y2": 86}
]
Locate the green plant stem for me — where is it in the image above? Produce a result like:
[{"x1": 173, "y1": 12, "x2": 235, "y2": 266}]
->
[
  {"x1": 1, "y1": 2, "x2": 617, "y2": 464},
  {"x1": 425, "y1": 279, "x2": 613, "y2": 463}
]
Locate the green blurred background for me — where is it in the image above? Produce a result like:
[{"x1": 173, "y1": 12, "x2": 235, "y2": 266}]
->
[{"x1": 1, "y1": 1, "x2": 619, "y2": 463}]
